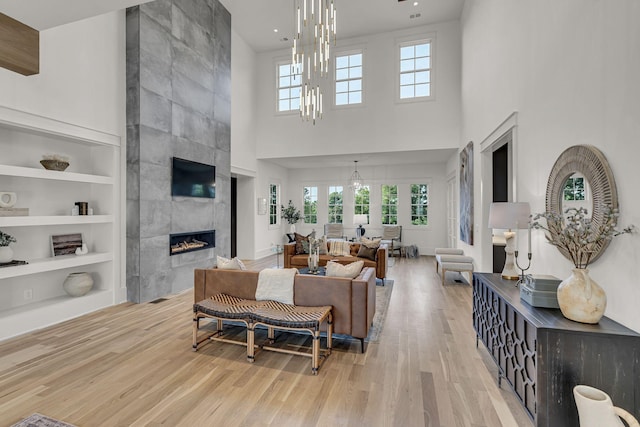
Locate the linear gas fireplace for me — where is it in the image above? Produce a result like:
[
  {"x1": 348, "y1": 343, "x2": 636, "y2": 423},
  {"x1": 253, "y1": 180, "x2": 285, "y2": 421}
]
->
[{"x1": 169, "y1": 230, "x2": 215, "y2": 256}]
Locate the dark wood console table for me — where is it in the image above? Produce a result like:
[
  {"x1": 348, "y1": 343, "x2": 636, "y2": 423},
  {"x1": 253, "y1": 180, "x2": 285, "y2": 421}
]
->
[{"x1": 472, "y1": 273, "x2": 640, "y2": 426}]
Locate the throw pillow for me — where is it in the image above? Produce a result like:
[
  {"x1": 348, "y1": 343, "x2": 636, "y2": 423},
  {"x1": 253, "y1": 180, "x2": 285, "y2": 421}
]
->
[
  {"x1": 356, "y1": 244, "x2": 377, "y2": 261},
  {"x1": 294, "y1": 232, "x2": 312, "y2": 254},
  {"x1": 360, "y1": 237, "x2": 381, "y2": 248},
  {"x1": 317, "y1": 235, "x2": 328, "y2": 255},
  {"x1": 217, "y1": 255, "x2": 247, "y2": 270},
  {"x1": 329, "y1": 240, "x2": 352, "y2": 257},
  {"x1": 325, "y1": 260, "x2": 364, "y2": 279}
]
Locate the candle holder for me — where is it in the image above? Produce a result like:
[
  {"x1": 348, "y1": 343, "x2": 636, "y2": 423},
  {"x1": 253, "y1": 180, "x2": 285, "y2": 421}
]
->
[{"x1": 514, "y1": 250, "x2": 532, "y2": 288}]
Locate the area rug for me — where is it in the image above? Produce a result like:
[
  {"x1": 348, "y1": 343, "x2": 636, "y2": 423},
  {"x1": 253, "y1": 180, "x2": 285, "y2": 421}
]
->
[
  {"x1": 367, "y1": 279, "x2": 394, "y2": 343},
  {"x1": 11, "y1": 413, "x2": 76, "y2": 427}
]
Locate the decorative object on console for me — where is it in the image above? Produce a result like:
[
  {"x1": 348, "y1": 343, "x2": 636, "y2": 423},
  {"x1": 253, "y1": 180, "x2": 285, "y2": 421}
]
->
[
  {"x1": 75, "y1": 201, "x2": 88, "y2": 215},
  {"x1": 62, "y1": 272, "x2": 94, "y2": 297},
  {"x1": 488, "y1": 202, "x2": 531, "y2": 280},
  {"x1": 0, "y1": 230, "x2": 16, "y2": 263},
  {"x1": 0, "y1": 191, "x2": 17, "y2": 208},
  {"x1": 574, "y1": 385, "x2": 640, "y2": 427},
  {"x1": 532, "y1": 207, "x2": 633, "y2": 324},
  {"x1": 51, "y1": 233, "x2": 83, "y2": 257},
  {"x1": 40, "y1": 154, "x2": 69, "y2": 171},
  {"x1": 281, "y1": 200, "x2": 302, "y2": 233},
  {"x1": 354, "y1": 213, "x2": 367, "y2": 239}
]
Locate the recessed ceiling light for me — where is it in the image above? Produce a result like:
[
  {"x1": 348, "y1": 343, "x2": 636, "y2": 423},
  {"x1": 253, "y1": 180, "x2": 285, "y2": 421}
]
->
[
  {"x1": 273, "y1": 29, "x2": 278, "y2": 33},
  {"x1": 413, "y1": 1, "x2": 419, "y2": 5}
]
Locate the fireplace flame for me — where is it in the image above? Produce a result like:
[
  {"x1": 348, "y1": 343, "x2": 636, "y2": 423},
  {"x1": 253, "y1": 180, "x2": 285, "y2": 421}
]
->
[{"x1": 171, "y1": 239, "x2": 209, "y2": 254}]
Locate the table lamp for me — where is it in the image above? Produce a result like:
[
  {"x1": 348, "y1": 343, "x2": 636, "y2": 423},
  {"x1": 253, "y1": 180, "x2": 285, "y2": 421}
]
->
[
  {"x1": 354, "y1": 214, "x2": 368, "y2": 239},
  {"x1": 488, "y1": 202, "x2": 531, "y2": 280}
]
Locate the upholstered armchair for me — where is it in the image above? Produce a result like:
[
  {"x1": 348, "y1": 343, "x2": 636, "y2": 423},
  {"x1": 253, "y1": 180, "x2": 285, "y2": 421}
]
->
[
  {"x1": 381, "y1": 225, "x2": 403, "y2": 257},
  {"x1": 324, "y1": 223, "x2": 346, "y2": 241}
]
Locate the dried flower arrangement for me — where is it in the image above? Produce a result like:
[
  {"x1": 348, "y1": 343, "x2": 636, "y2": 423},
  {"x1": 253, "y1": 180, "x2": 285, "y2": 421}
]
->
[
  {"x1": 0, "y1": 230, "x2": 16, "y2": 247},
  {"x1": 531, "y1": 206, "x2": 634, "y2": 269}
]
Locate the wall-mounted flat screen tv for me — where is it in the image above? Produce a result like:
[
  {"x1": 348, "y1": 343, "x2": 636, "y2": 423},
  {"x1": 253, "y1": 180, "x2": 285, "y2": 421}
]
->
[{"x1": 171, "y1": 157, "x2": 216, "y2": 198}]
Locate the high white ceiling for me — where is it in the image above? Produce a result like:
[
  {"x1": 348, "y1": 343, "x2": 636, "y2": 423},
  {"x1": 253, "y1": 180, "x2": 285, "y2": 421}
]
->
[{"x1": 0, "y1": 0, "x2": 464, "y2": 169}]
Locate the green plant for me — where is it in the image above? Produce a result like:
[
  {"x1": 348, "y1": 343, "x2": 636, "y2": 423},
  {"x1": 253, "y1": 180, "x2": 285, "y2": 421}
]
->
[
  {"x1": 531, "y1": 206, "x2": 633, "y2": 269},
  {"x1": 0, "y1": 230, "x2": 16, "y2": 247},
  {"x1": 281, "y1": 200, "x2": 302, "y2": 224}
]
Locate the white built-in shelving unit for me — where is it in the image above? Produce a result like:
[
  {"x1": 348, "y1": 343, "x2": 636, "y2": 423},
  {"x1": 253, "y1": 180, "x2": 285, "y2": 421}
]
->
[{"x1": 0, "y1": 106, "x2": 122, "y2": 341}]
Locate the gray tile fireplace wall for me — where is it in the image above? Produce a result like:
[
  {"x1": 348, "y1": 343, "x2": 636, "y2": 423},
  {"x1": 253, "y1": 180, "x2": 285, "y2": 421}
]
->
[{"x1": 126, "y1": 0, "x2": 231, "y2": 303}]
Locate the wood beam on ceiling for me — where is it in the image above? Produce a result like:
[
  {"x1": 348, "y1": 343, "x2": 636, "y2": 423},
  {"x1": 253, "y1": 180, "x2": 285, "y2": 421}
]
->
[{"x1": 0, "y1": 12, "x2": 39, "y2": 76}]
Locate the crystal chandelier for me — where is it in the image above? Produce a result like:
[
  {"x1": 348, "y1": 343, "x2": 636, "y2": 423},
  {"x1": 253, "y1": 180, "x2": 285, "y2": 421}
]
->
[
  {"x1": 349, "y1": 161, "x2": 363, "y2": 191},
  {"x1": 292, "y1": 0, "x2": 337, "y2": 124}
]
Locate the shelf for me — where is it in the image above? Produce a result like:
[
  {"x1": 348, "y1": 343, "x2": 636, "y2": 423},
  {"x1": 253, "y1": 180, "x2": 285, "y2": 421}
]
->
[
  {"x1": 0, "y1": 164, "x2": 113, "y2": 184},
  {"x1": 0, "y1": 289, "x2": 115, "y2": 341},
  {"x1": 0, "y1": 252, "x2": 113, "y2": 279},
  {"x1": 0, "y1": 215, "x2": 114, "y2": 227}
]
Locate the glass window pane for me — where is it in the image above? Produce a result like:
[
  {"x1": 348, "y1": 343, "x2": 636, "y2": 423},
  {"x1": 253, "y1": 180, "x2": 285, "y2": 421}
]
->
[
  {"x1": 415, "y1": 43, "x2": 430, "y2": 57},
  {"x1": 416, "y1": 57, "x2": 430, "y2": 70},
  {"x1": 279, "y1": 76, "x2": 290, "y2": 88},
  {"x1": 415, "y1": 83, "x2": 430, "y2": 97},
  {"x1": 279, "y1": 64, "x2": 290, "y2": 75},
  {"x1": 351, "y1": 54, "x2": 362, "y2": 66},
  {"x1": 279, "y1": 100, "x2": 289, "y2": 111},
  {"x1": 415, "y1": 71, "x2": 429, "y2": 84},
  {"x1": 400, "y1": 45, "x2": 414, "y2": 60},
  {"x1": 401, "y1": 73, "x2": 414, "y2": 85},
  {"x1": 349, "y1": 79, "x2": 362, "y2": 91},
  {"x1": 336, "y1": 81, "x2": 349, "y2": 93},
  {"x1": 291, "y1": 86, "x2": 301, "y2": 98},
  {"x1": 350, "y1": 66, "x2": 362, "y2": 78},
  {"x1": 336, "y1": 56, "x2": 349, "y2": 68},
  {"x1": 336, "y1": 68, "x2": 349, "y2": 80},
  {"x1": 291, "y1": 98, "x2": 300, "y2": 110},
  {"x1": 400, "y1": 85, "x2": 414, "y2": 99},
  {"x1": 291, "y1": 74, "x2": 301, "y2": 85},
  {"x1": 336, "y1": 93, "x2": 348, "y2": 105},
  {"x1": 400, "y1": 59, "x2": 414, "y2": 72},
  {"x1": 349, "y1": 91, "x2": 362, "y2": 104},
  {"x1": 279, "y1": 88, "x2": 290, "y2": 100}
]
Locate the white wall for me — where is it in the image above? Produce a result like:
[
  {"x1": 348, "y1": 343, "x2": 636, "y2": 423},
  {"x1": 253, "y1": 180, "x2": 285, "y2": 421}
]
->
[
  {"x1": 0, "y1": 12, "x2": 125, "y2": 135},
  {"x1": 461, "y1": 0, "x2": 640, "y2": 331},
  {"x1": 254, "y1": 160, "x2": 290, "y2": 259},
  {"x1": 284, "y1": 163, "x2": 449, "y2": 255},
  {"x1": 253, "y1": 21, "x2": 462, "y2": 160}
]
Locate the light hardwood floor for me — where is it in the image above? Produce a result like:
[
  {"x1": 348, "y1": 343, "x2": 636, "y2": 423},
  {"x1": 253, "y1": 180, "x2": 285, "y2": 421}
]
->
[{"x1": 0, "y1": 256, "x2": 533, "y2": 427}]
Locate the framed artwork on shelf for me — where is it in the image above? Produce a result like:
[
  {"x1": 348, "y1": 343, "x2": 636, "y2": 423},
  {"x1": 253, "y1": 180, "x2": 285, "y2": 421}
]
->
[{"x1": 51, "y1": 233, "x2": 83, "y2": 256}]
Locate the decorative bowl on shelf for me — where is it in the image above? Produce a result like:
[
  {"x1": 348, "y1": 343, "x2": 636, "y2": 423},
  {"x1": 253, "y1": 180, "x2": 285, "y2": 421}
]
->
[{"x1": 40, "y1": 159, "x2": 70, "y2": 171}]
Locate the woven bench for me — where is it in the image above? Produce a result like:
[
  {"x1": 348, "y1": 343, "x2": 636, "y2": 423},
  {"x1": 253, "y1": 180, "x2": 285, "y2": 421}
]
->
[{"x1": 193, "y1": 294, "x2": 333, "y2": 375}]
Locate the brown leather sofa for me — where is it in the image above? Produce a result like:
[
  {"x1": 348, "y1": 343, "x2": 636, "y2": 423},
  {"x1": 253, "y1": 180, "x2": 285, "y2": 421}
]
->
[
  {"x1": 283, "y1": 242, "x2": 388, "y2": 281},
  {"x1": 194, "y1": 266, "x2": 377, "y2": 352}
]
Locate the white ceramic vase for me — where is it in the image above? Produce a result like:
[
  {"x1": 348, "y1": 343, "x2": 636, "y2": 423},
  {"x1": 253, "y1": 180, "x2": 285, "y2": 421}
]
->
[
  {"x1": 0, "y1": 246, "x2": 13, "y2": 263},
  {"x1": 290, "y1": 224, "x2": 296, "y2": 233},
  {"x1": 63, "y1": 272, "x2": 94, "y2": 297},
  {"x1": 574, "y1": 385, "x2": 639, "y2": 427},
  {"x1": 557, "y1": 268, "x2": 606, "y2": 324}
]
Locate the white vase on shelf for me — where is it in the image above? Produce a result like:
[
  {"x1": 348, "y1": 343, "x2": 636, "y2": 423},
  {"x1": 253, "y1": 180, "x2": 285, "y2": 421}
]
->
[
  {"x1": 557, "y1": 268, "x2": 606, "y2": 324},
  {"x1": 289, "y1": 224, "x2": 296, "y2": 233},
  {"x1": 0, "y1": 246, "x2": 13, "y2": 263},
  {"x1": 63, "y1": 272, "x2": 94, "y2": 297}
]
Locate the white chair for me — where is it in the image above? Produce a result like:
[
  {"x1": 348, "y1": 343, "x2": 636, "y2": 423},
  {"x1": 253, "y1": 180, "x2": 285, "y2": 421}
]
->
[
  {"x1": 381, "y1": 225, "x2": 402, "y2": 257},
  {"x1": 324, "y1": 223, "x2": 346, "y2": 241}
]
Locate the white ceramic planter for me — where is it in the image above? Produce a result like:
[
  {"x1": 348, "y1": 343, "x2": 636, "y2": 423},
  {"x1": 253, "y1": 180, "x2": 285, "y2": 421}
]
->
[
  {"x1": 574, "y1": 385, "x2": 639, "y2": 427},
  {"x1": 0, "y1": 246, "x2": 13, "y2": 263},
  {"x1": 558, "y1": 268, "x2": 606, "y2": 324},
  {"x1": 63, "y1": 272, "x2": 94, "y2": 297}
]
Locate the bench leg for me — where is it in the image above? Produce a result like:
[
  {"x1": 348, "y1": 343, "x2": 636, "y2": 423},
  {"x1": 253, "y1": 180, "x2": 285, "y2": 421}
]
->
[
  {"x1": 192, "y1": 314, "x2": 199, "y2": 351},
  {"x1": 247, "y1": 322, "x2": 255, "y2": 363},
  {"x1": 268, "y1": 326, "x2": 275, "y2": 343},
  {"x1": 217, "y1": 319, "x2": 224, "y2": 335},
  {"x1": 312, "y1": 332, "x2": 320, "y2": 375},
  {"x1": 327, "y1": 315, "x2": 333, "y2": 353},
  {"x1": 442, "y1": 269, "x2": 446, "y2": 286}
]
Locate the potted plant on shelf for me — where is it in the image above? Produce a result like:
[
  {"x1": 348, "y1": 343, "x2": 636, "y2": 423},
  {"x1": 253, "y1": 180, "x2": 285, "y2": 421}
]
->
[
  {"x1": 281, "y1": 200, "x2": 302, "y2": 233},
  {"x1": 532, "y1": 206, "x2": 634, "y2": 324},
  {"x1": 0, "y1": 230, "x2": 17, "y2": 263}
]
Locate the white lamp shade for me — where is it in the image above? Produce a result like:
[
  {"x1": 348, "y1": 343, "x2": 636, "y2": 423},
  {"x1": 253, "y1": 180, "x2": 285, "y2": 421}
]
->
[
  {"x1": 488, "y1": 202, "x2": 531, "y2": 229},
  {"x1": 353, "y1": 214, "x2": 368, "y2": 225}
]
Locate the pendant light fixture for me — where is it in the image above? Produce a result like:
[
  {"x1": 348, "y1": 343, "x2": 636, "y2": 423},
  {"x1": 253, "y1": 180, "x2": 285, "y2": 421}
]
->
[{"x1": 349, "y1": 160, "x2": 363, "y2": 191}]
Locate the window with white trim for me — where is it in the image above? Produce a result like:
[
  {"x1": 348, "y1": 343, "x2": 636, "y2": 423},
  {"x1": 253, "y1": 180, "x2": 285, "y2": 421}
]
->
[
  {"x1": 410, "y1": 184, "x2": 429, "y2": 225},
  {"x1": 269, "y1": 184, "x2": 279, "y2": 225},
  {"x1": 303, "y1": 186, "x2": 318, "y2": 224},
  {"x1": 328, "y1": 186, "x2": 344, "y2": 223},
  {"x1": 381, "y1": 185, "x2": 398, "y2": 225},
  {"x1": 335, "y1": 52, "x2": 362, "y2": 105},
  {"x1": 354, "y1": 185, "x2": 370, "y2": 216},
  {"x1": 399, "y1": 41, "x2": 431, "y2": 100},
  {"x1": 277, "y1": 63, "x2": 301, "y2": 112}
]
